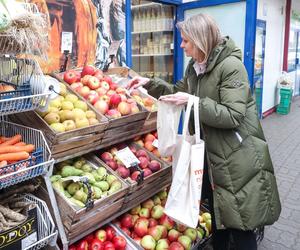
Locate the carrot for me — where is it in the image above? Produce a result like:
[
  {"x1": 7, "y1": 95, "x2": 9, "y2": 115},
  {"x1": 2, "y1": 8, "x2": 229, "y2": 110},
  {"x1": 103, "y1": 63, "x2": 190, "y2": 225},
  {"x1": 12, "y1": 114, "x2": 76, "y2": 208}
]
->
[
  {"x1": 0, "y1": 144, "x2": 35, "y2": 154},
  {"x1": 0, "y1": 161, "x2": 7, "y2": 168},
  {"x1": 14, "y1": 142, "x2": 26, "y2": 146},
  {"x1": 0, "y1": 136, "x2": 11, "y2": 143},
  {"x1": 0, "y1": 135, "x2": 22, "y2": 147},
  {"x1": 0, "y1": 152, "x2": 29, "y2": 162}
]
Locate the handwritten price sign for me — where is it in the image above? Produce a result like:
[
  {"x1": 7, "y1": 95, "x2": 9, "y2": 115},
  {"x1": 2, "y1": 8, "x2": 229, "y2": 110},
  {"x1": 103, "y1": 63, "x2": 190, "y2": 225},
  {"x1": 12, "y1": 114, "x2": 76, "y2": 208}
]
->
[{"x1": 115, "y1": 147, "x2": 140, "y2": 168}]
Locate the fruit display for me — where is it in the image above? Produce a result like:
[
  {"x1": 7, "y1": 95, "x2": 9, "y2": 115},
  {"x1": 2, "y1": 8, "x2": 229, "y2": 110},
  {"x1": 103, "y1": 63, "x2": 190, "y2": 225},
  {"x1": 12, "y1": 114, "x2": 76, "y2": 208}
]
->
[
  {"x1": 37, "y1": 82, "x2": 101, "y2": 133},
  {"x1": 98, "y1": 143, "x2": 163, "y2": 182},
  {"x1": 69, "y1": 224, "x2": 129, "y2": 250},
  {"x1": 113, "y1": 189, "x2": 211, "y2": 250},
  {"x1": 51, "y1": 156, "x2": 123, "y2": 209},
  {"x1": 63, "y1": 65, "x2": 142, "y2": 118},
  {"x1": 130, "y1": 89, "x2": 157, "y2": 112},
  {"x1": 134, "y1": 131, "x2": 172, "y2": 164}
]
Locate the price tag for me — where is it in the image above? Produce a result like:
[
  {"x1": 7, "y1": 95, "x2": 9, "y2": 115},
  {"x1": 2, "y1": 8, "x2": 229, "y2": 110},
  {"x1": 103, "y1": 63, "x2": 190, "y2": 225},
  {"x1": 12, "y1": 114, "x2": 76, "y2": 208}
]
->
[
  {"x1": 61, "y1": 32, "x2": 73, "y2": 53},
  {"x1": 152, "y1": 139, "x2": 158, "y2": 148},
  {"x1": 115, "y1": 147, "x2": 140, "y2": 168}
]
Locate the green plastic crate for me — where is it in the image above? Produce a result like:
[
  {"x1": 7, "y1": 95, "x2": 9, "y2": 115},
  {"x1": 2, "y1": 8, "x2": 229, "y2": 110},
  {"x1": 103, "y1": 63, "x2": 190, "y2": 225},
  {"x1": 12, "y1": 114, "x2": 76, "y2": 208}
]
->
[{"x1": 276, "y1": 105, "x2": 290, "y2": 115}]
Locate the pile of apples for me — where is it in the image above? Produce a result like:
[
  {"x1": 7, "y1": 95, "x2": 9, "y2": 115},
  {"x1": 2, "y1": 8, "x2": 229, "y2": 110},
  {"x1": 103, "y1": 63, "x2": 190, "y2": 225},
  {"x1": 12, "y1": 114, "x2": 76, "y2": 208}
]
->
[
  {"x1": 134, "y1": 131, "x2": 172, "y2": 164},
  {"x1": 69, "y1": 224, "x2": 127, "y2": 250},
  {"x1": 99, "y1": 143, "x2": 162, "y2": 182},
  {"x1": 130, "y1": 89, "x2": 157, "y2": 112},
  {"x1": 37, "y1": 83, "x2": 99, "y2": 133},
  {"x1": 114, "y1": 190, "x2": 211, "y2": 250},
  {"x1": 63, "y1": 65, "x2": 141, "y2": 119}
]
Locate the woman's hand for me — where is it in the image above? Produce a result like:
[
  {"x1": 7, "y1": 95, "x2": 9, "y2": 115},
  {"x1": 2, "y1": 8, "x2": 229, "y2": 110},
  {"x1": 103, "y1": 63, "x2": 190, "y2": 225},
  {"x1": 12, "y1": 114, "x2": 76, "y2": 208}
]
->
[
  {"x1": 159, "y1": 92, "x2": 191, "y2": 105},
  {"x1": 126, "y1": 76, "x2": 150, "y2": 90}
]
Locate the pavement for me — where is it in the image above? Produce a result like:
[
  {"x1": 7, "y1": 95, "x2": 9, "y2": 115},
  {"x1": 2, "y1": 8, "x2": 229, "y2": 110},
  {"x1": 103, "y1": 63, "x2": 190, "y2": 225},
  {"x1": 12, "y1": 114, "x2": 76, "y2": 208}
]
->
[{"x1": 259, "y1": 96, "x2": 300, "y2": 250}]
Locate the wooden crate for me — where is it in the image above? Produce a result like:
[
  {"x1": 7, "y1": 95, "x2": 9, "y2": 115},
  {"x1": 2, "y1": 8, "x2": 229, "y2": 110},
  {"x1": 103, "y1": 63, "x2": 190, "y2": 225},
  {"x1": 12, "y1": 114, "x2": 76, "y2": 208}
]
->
[
  {"x1": 96, "y1": 142, "x2": 172, "y2": 211},
  {"x1": 51, "y1": 154, "x2": 129, "y2": 241}
]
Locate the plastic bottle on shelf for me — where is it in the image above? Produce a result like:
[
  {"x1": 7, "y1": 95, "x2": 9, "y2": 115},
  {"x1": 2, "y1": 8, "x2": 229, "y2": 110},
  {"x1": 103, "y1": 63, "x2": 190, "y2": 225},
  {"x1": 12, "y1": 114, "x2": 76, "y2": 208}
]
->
[
  {"x1": 151, "y1": 7, "x2": 157, "y2": 31},
  {"x1": 166, "y1": 7, "x2": 173, "y2": 30},
  {"x1": 146, "y1": 8, "x2": 151, "y2": 32},
  {"x1": 156, "y1": 7, "x2": 162, "y2": 31}
]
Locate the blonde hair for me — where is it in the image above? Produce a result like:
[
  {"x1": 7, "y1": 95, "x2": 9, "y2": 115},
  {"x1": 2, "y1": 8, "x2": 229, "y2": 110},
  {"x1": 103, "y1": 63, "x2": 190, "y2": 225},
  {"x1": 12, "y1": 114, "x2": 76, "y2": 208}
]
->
[{"x1": 176, "y1": 13, "x2": 222, "y2": 63}]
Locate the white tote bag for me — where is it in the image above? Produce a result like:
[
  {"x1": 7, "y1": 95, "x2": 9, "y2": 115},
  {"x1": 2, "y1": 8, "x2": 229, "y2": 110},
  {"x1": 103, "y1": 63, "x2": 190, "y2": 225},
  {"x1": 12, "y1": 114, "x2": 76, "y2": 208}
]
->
[
  {"x1": 164, "y1": 96, "x2": 205, "y2": 228},
  {"x1": 157, "y1": 101, "x2": 184, "y2": 157}
]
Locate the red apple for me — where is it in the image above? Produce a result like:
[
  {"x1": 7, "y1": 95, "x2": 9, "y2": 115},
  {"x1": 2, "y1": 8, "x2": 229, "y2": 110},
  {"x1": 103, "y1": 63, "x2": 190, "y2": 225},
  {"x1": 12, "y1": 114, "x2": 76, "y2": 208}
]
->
[
  {"x1": 136, "y1": 149, "x2": 149, "y2": 160},
  {"x1": 156, "y1": 239, "x2": 170, "y2": 250},
  {"x1": 89, "y1": 238, "x2": 104, "y2": 250},
  {"x1": 100, "y1": 81, "x2": 110, "y2": 90},
  {"x1": 148, "y1": 218, "x2": 158, "y2": 227},
  {"x1": 96, "y1": 87, "x2": 108, "y2": 96},
  {"x1": 106, "y1": 109, "x2": 121, "y2": 119},
  {"x1": 148, "y1": 160, "x2": 161, "y2": 172},
  {"x1": 112, "y1": 235, "x2": 127, "y2": 250},
  {"x1": 117, "y1": 166, "x2": 130, "y2": 179},
  {"x1": 63, "y1": 70, "x2": 77, "y2": 84},
  {"x1": 77, "y1": 239, "x2": 89, "y2": 250},
  {"x1": 145, "y1": 133, "x2": 156, "y2": 143},
  {"x1": 159, "y1": 214, "x2": 175, "y2": 230},
  {"x1": 95, "y1": 229, "x2": 107, "y2": 242},
  {"x1": 148, "y1": 225, "x2": 163, "y2": 241},
  {"x1": 142, "y1": 199, "x2": 155, "y2": 209},
  {"x1": 143, "y1": 168, "x2": 153, "y2": 177},
  {"x1": 168, "y1": 229, "x2": 181, "y2": 242},
  {"x1": 129, "y1": 145, "x2": 137, "y2": 154},
  {"x1": 94, "y1": 100, "x2": 109, "y2": 115},
  {"x1": 132, "y1": 214, "x2": 139, "y2": 225},
  {"x1": 105, "y1": 225, "x2": 116, "y2": 241},
  {"x1": 87, "y1": 91, "x2": 99, "y2": 104},
  {"x1": 138, "y1": 156, "x2": 149, "y2": 169},
  {"x1": 117, "y1": 102, "x2": 131, "y2": 116},
  {"x1": 106, "y1": 90, "x2": 116, "y2": 97},
  {"x1": 81, "y1": 65, "x2": 96, "y2": 77},
  {"x1": 103, "y1": 241, "x2": 115, "y2": 250},
  {"x1": 110, "y1": 82, "x2": 118, "y2": 90},
  {"x1": 121, "y1": 213, "x2": 134, "y2": 228},
  {"x1": 183, "y1": 228, "x2": 197, "y2": 241},
  {"x1": 70, "y1": 82, "x2": 83, "y2": 90},
  {"x1": 106, "y1": 160, "x2": 118, "y2": 170},
  {"x1": 139, "y1": 207, "x2": 150, "y2": 218},
  {"x1": 169, "y1": 242, "x2": 184, "y2": 250},
  {"x1": 99, "y1": 95, "x2": 110, "y2": 105},
  {"x1": 77, "y1": 86, "x2": 90, "y2": 98},
  {"x1": 84, "y1": 233, "x2": 94, "y2": 243},
  {"x1": 134, "y1": 218, "x2": 149, "y2": 237},
  {"x1": 81, "y1": 75, "x2": 93, "y2": 85},
  {"x1": 110, "y1": 94, "x2": 122, "y2": 107},
  {"x1": 101, "y1": 152, "x2": 113, "y2": 161},
  {"x1": 87, "y1": 76, "x2": 101, "y2": 90},
  {"x1": 151, "y1": 205, "x2": 164, "y2": 219},
  {"x1": 176, "y1": 224, "x2": 187, "y2": 233}
]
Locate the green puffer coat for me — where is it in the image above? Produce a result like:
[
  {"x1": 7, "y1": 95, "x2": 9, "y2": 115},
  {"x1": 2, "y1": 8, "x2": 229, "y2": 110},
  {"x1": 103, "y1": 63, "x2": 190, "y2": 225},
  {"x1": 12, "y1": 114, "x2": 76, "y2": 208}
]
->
[{"x1": 144, "y1": 37, "x2": 281, "y2": 230}]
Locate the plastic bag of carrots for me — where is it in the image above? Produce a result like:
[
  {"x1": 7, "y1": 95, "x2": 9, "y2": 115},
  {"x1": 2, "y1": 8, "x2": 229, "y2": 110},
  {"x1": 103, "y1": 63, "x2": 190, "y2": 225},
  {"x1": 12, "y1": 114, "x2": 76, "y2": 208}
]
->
[{"x1": 0, "y1": 134, "x2": 35, "y2": 169}]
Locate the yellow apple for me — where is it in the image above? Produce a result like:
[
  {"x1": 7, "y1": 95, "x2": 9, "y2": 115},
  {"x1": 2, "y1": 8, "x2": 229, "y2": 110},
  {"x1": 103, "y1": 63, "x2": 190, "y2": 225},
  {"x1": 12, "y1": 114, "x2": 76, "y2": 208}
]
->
[
  {"x1": 61, "y1": 101, "x2": 74, "y2": 111},
  {"x1": 50, "y1": 122, "x2": 66, "y2": 133},
  {"x1": 44, "y1": 112, "x2": 60, "y2": 125},
  {"x1": 74, "y1": 100, "x2": 88, "y2": 111},
  {"x1": 88, "y1": 117, "x2": 99, "y2": 125},
  {"x1": 85, "y1": 110, "x2": 96, "y2": 119},
  {"x1": 59, "y1": 83, "x2": 67, "y2": 97},
  {"x1": 65, "y1": 93, "x2": 79, "y2": 103},
  {"x1": 63, "y1": 120, "x2": 76, "y2": 131},
  {"x1": 60, "y1": 110, "x2": 75, "y2": 122},
  {"x1": 49, "y1": 98, "x2": 62, "y2": 109},
  {"x1": 75, "y1": 117, "x2": 89, "y2": 128},
  {"x1": 73, "y1": 108, "x2": 86, "y2": 119}
]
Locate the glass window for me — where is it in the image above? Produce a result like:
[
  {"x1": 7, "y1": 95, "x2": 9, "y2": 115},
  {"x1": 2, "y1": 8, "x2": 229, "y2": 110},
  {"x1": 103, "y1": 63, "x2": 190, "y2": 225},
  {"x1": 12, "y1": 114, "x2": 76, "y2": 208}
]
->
[{"x1": 287, "y1": 29, "x2": 297, "y2": 72}]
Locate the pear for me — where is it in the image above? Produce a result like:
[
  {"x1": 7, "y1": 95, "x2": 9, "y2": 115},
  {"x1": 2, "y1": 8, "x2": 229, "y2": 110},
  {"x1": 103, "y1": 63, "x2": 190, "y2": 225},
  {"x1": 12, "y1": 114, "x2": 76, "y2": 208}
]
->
[
  {"x1": 67, "y1": 182, "x2": 81, "y2": 195},
  {"x1": 73, "y1": 189, "x2": 88, "y2": 203},
  {"x1": 106, "y1": 174, "x2": 117, "y2": 186}
]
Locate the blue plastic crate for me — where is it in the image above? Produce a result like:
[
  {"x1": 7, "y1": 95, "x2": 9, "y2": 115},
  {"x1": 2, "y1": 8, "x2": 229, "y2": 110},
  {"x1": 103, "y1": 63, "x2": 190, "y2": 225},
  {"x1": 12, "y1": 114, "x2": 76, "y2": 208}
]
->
[{"x1": 0, "y1": 148, "x2": 44, "y2": 188}]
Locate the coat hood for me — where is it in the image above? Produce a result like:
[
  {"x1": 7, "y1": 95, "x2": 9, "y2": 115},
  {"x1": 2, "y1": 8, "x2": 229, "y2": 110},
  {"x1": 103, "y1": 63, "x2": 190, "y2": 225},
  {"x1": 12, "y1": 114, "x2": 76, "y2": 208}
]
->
[{"x1": 205, "y1": 36, "x2": 242, "y2": 73}]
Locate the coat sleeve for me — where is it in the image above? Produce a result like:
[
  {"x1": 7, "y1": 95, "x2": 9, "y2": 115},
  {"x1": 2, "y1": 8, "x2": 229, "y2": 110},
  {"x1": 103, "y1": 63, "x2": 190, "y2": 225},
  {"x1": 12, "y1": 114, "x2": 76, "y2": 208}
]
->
[{"x1": 199, "y1": 57, "x2": 250, "y2": 129}]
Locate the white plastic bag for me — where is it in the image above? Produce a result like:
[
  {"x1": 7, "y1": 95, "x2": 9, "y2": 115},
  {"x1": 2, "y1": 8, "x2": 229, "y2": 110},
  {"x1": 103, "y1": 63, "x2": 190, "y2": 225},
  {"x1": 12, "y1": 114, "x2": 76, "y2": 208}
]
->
[
  {"x1": 157, "y1": 100, "x2": 183, "y2": 157},
  {"x1": 164, "y1": 96, "x2": 205, "y2": 228}
]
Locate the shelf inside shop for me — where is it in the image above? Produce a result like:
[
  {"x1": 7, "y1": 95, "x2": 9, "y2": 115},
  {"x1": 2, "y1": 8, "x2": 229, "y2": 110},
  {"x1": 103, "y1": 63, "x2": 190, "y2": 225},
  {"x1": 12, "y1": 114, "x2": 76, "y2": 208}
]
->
[
  {"x1": 132, "y1": 29, "x2": 173, "y2": 34},
  {"x1": 131, "y1": 2, "x2": 162, "y2": 9},
  {"x1": 132, "y1": 53, "x2": 173, "y2": 57}
]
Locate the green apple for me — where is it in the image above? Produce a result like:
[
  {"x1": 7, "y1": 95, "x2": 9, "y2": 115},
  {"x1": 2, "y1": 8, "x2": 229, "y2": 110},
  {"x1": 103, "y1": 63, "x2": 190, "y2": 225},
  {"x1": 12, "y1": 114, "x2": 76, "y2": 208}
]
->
[
  {"x1": 44, "y1": 112, "x2": 60, "y2": 125},
  {"x1": 63, "y1": 120, "x2": 76, "y2": 131},
  {"x1": 75, "y1": 117, "x2": 89, "y2": 128},
  {"x1": 85, "y1": 110, "x2": 96, "y2": 119},
  {"x1": 50, "y1": 123, "x2": 66, "y2": 133},
  {"x1": 60, "y1": 110, "x2": 75, "y2": 122},
  {"x1": 74, "y1": 100, "x2": 88, "y2": 111},
  {"x1": 49, "y1": 98, "x2": 62, "y2": 109},
  {"x1": 65, "y1": 93, "x2": 79, "y2": 103},
  {"x1": 88, "y1": 117, "x2": 99, "y2": 125},
  {"x1": 73, "y1": 108, "x2": 86, "y2": 119},
  {"x1": 61, "y1": 101, "x2": 74, "y2": 111},
  {"x1": 59, "y1": 83, "x2": 67, "y2": 97}
]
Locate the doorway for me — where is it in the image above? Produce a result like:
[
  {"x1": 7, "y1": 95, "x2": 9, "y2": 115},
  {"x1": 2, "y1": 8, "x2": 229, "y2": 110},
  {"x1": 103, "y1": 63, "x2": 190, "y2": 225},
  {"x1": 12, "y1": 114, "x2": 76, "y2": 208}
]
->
[{"x1": 295, "y1": 31, "x2": 300, "y2": 95}]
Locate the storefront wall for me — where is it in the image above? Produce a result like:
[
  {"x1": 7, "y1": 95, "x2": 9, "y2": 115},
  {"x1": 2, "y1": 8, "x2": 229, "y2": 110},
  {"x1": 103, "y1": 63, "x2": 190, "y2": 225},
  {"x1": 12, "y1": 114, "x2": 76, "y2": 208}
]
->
[{"x1": 257, "y1": 0, "x2": 286, "y2": 114}]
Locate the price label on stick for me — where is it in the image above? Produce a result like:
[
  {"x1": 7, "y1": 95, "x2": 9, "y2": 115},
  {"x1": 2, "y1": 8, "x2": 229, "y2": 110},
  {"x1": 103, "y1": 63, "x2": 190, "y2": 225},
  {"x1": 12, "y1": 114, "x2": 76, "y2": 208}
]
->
[
  {"x1": 116, "y1": 147, "x2": 140, "y2": 168},
  {"x1": 152, "y1": 139, "x2": 159, "y2": 148}
]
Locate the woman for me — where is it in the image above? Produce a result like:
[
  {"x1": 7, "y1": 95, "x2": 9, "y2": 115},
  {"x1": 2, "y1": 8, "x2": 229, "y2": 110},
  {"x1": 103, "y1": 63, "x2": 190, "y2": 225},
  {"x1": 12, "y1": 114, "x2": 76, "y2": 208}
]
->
[{"x1": 127, "y1": 13, "x2": 281, "y2": 250}]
